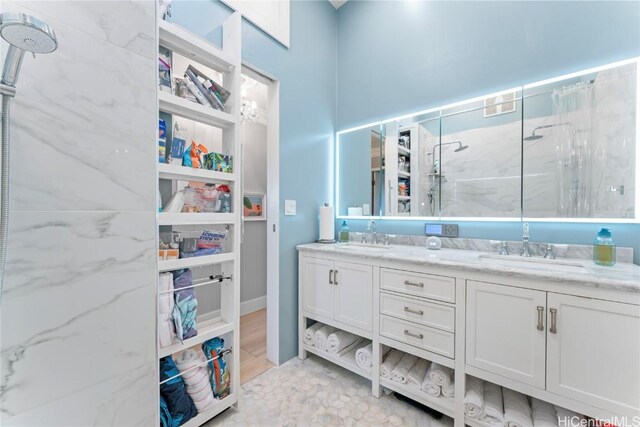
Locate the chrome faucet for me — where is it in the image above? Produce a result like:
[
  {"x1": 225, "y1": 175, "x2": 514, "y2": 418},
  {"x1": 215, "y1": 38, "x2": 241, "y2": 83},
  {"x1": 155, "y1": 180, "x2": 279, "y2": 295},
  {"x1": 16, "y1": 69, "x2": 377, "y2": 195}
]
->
[
  {"x1": 367, "y1": 220, "x2": 378, "y2": 245},
  {"x1": 498, "y1": 241, "x2": 509, "y2": 255},
  {"x1": 520, "y1": 222, "x2": 532, "y2": 257},
  {"x1": 543, "y1": 244, "x2": 556, "y2": 259}
]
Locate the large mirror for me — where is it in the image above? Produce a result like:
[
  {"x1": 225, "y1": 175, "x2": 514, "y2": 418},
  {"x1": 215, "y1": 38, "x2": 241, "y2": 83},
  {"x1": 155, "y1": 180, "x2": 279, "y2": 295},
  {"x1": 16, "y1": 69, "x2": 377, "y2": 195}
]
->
[{"x1": 335, "y1": 59, "x2": 638, "y2": 221}]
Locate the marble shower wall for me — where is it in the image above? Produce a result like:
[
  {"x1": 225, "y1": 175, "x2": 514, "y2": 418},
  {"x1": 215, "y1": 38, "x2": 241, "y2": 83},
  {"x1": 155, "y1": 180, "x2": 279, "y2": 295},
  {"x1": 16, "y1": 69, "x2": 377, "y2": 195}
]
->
[{"x1": 0, "y1": 2, "x2": 157, "y2": 426}]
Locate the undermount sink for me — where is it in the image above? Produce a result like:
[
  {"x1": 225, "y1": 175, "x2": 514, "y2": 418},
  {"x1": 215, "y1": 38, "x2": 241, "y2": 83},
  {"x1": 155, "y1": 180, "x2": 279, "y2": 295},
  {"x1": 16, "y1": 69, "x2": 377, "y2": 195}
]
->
[
  {"x1": 478, "y1": 254, "x2": 585, "y2": 271},
  {"x1": 340, "y1": 243, "x2": 391, "y2": 250}
]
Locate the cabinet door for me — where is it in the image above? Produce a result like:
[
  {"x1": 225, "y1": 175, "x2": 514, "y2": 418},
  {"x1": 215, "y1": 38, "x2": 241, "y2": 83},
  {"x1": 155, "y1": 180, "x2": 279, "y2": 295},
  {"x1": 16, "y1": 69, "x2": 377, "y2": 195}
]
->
[
  {"x1": 547, "y1": 293, "x2": 640, "y2": 412},
  {"x1": 466, "y1": 281, "x2": 547, "y2": 388},
  {"x1": 333, "y1": 262, "x2": 373, "y2": 332},
  {"x1": 300, "y1": 256, "x2": 334, "y2": 319}
]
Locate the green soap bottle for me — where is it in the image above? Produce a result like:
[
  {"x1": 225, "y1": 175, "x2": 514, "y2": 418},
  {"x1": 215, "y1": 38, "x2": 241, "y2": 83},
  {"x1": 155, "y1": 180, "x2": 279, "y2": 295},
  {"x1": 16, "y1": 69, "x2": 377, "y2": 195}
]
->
[
  {"x1": 593, "y1": 227, "x2": 616, "y2": 266},
  {"x1": 339, "y1": 221, "x2": 350, "y2": 243}
]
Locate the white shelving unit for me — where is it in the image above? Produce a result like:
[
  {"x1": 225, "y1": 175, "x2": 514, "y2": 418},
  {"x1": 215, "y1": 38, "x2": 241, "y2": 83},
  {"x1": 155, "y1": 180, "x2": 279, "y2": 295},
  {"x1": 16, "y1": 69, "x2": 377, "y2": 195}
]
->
[
  {"x1": 384, "y1": 123, "x2": 418, "y2": 216},
  {"x1": 156, "y1": 14, "x2": 242, "y2": 427}
]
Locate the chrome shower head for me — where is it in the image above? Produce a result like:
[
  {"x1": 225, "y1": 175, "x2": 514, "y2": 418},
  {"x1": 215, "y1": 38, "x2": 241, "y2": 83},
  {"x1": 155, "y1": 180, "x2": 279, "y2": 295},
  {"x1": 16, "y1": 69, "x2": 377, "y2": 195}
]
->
[
  {"x1": 524, "y1": 134, "x2": 543, "y2": 141},
  {"x1": 0, "y1": 12, "x2": 57, "y2": 88},
  {"x1": 454, "y1": 144, "x2": 469, "y2": 152}
]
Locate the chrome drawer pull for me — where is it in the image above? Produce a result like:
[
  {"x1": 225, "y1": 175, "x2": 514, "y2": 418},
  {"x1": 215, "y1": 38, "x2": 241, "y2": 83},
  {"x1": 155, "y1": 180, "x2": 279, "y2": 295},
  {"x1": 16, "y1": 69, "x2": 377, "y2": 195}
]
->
[
  {"x1": 329, "y1": 269, "x2": 333, "y2": 285},
  {"x1": 404, "y1": 280, "x2": 424, "y2": 288},
  {"x1": 404, "y1": 329, "x2": 424, "y2": 339},
  {"x1": 404, "y1": 306, "x2": 424, "y2": 316},
  {"x1": 334, "y1": 270, "x2": 338, "y2": 285},
  {"x1": 550, "y1": 308, "x2": 558, "y2": 334},
  {"x1": 536, "y1": 306, "x2": 544, "y2": 331}
]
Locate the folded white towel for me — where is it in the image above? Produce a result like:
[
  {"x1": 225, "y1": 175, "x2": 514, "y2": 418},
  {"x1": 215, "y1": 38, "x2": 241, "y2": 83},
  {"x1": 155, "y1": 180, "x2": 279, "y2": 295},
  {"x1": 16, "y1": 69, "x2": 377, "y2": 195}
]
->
[
  {"x1": 327, "y1": 330, "x2": 359, "y2": 354},
  {"x1": 174, "y1": 349, "x2": 216, "y2": 412},
  {"x1": 407, "y1": 359, "x2": 430, "y2": 388},
  {"x1": 158, "y1": 273, "x2": 177, "y2": 349},
  {"x1": 355, "y1": 342, "x2": 373, "y2": 369},
  {"x1": 304, "y1": 322, "x2": 323, "y2": 346},
  {"x1": 392, "y1": 353, "x2": 418, "y2": 383},
  {"x1": 421, "y1": 364, "x2": 441, "y2": 397},
  {"x1": 464, "y1": 376, "x2": 484, "y2": 419},
  {"x1": 442, "y1": 381, "x2": 455, "y2": 398},
  {"x1": 554, "y1": 406, "x2": 582, "y2": 426},
  {"x1": 532, "y1": 399, "x2": 558, "y2": 427},
  {"x1": 380, "y1": 349, "x2": 404, "y2": 379},
  {"x1": 429, "y1": 363, "x2": 454, "y2": 388},
  {"x1": 504, "y1": 388, "x2": 533, "y2": 427},
  {"x1": 481, "y1": 382, "x2": 505, "y2": 426},
  {"x1": 313, "y1": 325, "x2": 335, "y2": 351}
]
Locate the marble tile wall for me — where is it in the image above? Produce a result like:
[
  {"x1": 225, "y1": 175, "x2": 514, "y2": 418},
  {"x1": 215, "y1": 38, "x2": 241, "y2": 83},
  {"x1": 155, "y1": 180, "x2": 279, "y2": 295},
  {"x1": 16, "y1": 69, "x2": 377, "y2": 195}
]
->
[{"x1": 0, "y1": 1, "x2": 157, "y2": 426}]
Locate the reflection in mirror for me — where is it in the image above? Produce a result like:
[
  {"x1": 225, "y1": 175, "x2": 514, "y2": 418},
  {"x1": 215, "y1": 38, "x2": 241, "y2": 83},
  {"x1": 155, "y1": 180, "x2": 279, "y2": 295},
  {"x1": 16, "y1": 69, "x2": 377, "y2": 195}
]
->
[
  {"x1": 438, "y1": 92, "x2": 522, "y2": 218},
  {"x1": 523, "y1": 61, "x2": 637, "y2": 219},
  {"x1": 337, "y1": 124, "x2": 383, "y2": 217}
]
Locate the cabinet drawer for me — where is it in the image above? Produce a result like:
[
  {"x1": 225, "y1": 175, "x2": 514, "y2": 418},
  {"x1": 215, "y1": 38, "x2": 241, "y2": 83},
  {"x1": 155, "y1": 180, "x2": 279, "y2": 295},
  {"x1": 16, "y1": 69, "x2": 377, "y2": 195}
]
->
[
  {"x1": 380, "y1": 268, "x2": 455, "y2": 303},
  {"x1": 380, "y1": 292, "x2": 455, "y2": 333},
  {"x1": 380, "y1": 315, "x2": 455, "y2": 358}
]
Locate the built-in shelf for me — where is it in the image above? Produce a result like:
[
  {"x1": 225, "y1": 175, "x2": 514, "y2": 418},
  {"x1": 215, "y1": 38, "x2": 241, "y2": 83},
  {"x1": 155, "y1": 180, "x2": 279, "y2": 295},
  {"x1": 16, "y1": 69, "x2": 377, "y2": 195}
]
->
[
  {"x1": 398, "y1": 195, "x2": 411, "y2": 201},
  {"x1": 159, "y1": 317, "x2": 234, "y2": 358},
  {"x1": 158, "y1": 252, "x2": 235, "y2": 272},
  {"x1": 158, "y1": 212, "x2": 235, "y2": 226},
  {"x1": 398, "y1": 146, "x2": 411, "y2": 156},
  {"x1": 181, "y1": 393, "x2": 238, "y2": 427},
  {"x1": 303, "y1": 344, "x2": 372, "y2": 380},
  {"x1": 159, "y1": 91, "x2": 236, "y2": 129},
  {"x1": 398, "y1": 171, "x2": 411, "y2": 178},
  {"x1": 159, "y1": 20, "x2": 235, "y2": 74},
  {"x1": 158, "y1": 163, "x2": 236, "y2": 183},
  {"x1": 379, "y1": 378, "x2": 455, "y2": 418}
]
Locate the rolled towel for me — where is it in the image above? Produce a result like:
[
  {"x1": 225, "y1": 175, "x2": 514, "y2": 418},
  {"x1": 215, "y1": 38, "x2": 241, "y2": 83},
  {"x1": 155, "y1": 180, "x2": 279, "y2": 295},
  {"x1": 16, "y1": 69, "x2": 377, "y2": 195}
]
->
[
  {"x1": 504, "y1": 388, "x2": 533, "y2": 427},
  {"x1": 158, "y1": 273, "x2": 177, "y2": 349},
  {"x1": 327, "y1": 330, "x2": 359, "y2": 354},
  {"x1": 532, "y1": 399, "x2": 558, "y2": 427},
  {"x1": 304, "y1": 323, "x2": 323, "y2": 346},
  {"x1": 464, "y1": 376, "x2": 484, "y2": 419},
  {"x1": 442, "y1": 381, "x2": 455, "y2": 398},
  {"x1": 355, "y1": 342, "x2": 373, "y2": 369},
  {"x1": 313, "y1": 325, "x2": 335, "y2": 351},
  {"x1": 392, "y1": 353, "x2": 418, "y2": 383},
  {"x1": 380, "y1": 349, "x2": 404, "y2": 379},
  {"x1": 174, "y1": 349, "x2": 216, "y2": 412},
  {"x1": 421, "y1": 364, "x2": 441, "y2": 397},
  {"x1": 429, "y1": 363, "x2": 454, "y2": 388},
  {"x1": 554, "y1": 406, "x2": 582, "y2": 426},
  {"x1": 407, "y1": 358, "x2": 430, "y2": 388},
  {"x1": 481, "y1": 382, "x2": 505, "y2": 425}
]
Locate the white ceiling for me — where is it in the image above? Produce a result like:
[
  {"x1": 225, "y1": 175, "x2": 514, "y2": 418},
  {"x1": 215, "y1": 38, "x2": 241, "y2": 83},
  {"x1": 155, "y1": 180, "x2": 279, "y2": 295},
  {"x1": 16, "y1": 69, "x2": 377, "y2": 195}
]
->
[{"x1": 328, "y1": 0, "x2": 347, "y2": 10}]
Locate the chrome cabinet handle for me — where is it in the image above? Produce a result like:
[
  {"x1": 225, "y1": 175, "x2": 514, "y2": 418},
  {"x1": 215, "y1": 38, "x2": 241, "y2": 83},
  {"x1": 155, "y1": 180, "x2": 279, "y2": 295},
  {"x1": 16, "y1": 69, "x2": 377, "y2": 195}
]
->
[
  {"x1": 404, "y1": 280, "x2": 424, "y2": 288},
  {"x1": 329, "y1": 269, "x2": 333, "y2": 285},
  {"x1": 536, "y1": 306, "x2": 544, "y2": 331},
  {"x1": 550, "y1": 308, "x2": 558, "y2": 334},
  {"x1": 334, "y1": 270, "x2": 338, "y2": 285},
  {"x1": 404, "y1": 306, "x2": 424, "y2": 316},
  {"x1": 404, "y1": 329, "x2": 424, "y2": 339}
]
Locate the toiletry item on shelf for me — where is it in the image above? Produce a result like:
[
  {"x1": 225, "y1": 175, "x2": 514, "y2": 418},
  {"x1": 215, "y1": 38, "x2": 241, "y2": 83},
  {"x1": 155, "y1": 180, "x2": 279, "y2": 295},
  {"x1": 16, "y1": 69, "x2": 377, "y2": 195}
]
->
[
  {"x1": 593, "y1": 227, "x2": 616, "y2": 266},
  {"x1": 426, "y1": 236, "x2": 442, "y2": 250},
  {"x1": 164, "y1": 190, "x2": 185, "y2": 213},
  {"x1": 203, "y1": 152, "x2": 233, "y2": 173},
  {"x1": 318, "y1": 203, "x2": 335, "y2": 242},
  {"x1": 158, "y1": 47, "x2": 172, "y2": 93},
  {"x1": 179, "y1": 237, "x2": 198, "y2": 254},
  {"x1": 174, "y1": 78, "x2": 196, "y2": 102},
  {"x1": 158, "y1": 189, "x2": 163, "y2": 213},
  {"x1": 185, "y1": 65, "x2": 231, "y2": 111},
  {"x1": 181, "y1": 184, "x2": 232, "y2": 213},
  {"x1": 202, "y1": 338, "x2": 230, "y2": 399},
  {"x1": 158, "y1": 249, "x2": 179, "y2": 261},
  {"x1": 183, "y1": 141, "x2": 208, "y2": 169},
  {"x1": 184, "y1": 77, "x2": 208, "y2": 106},
  {"x1": 158, "y1": 119, "x2": 167, "y2": 164},
  {"x1": 339, "y1": 221, "x2": 349, "y2": 243},
  {"x1": 347, "y1": 206, "x2": 363, "y2": 216},
  {"x1": 169, "y1": 123, "x2": 186, "y2": 166}
]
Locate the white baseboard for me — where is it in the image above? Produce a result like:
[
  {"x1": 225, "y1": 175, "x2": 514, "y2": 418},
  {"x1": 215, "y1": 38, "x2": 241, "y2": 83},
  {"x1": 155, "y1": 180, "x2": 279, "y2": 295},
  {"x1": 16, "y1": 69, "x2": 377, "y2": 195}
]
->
[{"x1": 240, "y1": 295, "x2": 267, "y2": 316}]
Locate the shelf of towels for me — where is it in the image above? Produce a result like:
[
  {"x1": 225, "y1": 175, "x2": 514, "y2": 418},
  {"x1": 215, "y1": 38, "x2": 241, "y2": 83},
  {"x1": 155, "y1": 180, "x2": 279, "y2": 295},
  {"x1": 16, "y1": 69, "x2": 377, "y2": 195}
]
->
[
  {"x1": 464, "y1": 376, "x2": 586, "y2": 427},
  {"x1": 303, "y1": 322, "x2": 374, "y2": 380}
]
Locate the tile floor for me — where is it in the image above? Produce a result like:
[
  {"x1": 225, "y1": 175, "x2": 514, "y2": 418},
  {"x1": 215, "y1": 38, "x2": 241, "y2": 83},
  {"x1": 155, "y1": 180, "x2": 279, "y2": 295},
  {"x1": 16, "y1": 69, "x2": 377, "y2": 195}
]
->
[
  {"x1": 206, "y1": 353, "x2": 454, "y2": 427},
  {"x1": 240, "y1": 309, "x2": 274, "y2": 384}
]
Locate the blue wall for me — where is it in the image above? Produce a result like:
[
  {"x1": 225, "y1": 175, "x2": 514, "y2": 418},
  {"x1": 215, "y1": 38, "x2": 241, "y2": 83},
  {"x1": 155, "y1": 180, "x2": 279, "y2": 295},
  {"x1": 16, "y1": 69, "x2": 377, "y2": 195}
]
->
[
  {"x1": 336, "y1": 0, "x2": 640, "y2": 265},
  {"x1": 171, "y1": 0, "x2": 337, "y2": 363}
]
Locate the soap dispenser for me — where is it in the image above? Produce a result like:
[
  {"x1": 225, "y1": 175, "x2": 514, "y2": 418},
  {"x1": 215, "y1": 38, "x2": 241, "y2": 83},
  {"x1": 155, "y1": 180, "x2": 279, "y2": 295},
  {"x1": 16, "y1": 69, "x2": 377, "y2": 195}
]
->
[
  {"x1": 339, "y1": 221, "x2": 350, "y2": 243},
  {"x1": 593, "y1": 227, "x2": 616, "y2": 266}
]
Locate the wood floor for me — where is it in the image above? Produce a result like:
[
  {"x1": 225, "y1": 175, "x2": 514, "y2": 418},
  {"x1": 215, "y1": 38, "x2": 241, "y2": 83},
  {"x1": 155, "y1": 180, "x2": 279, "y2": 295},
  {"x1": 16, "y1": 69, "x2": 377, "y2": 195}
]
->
[{"x1": 239, "y1": 308, "x2": 274, "y2": 384}]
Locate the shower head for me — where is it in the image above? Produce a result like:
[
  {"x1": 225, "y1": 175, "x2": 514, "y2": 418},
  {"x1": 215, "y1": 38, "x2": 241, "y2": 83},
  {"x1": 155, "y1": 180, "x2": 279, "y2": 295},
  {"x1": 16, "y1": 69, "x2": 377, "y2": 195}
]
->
[
  {"x1": 0, "y1": 12, "x2": 57, "y2": 88},
  {"x1": 430, "y1": 141, "x2": 468, "y2": 159},
  {"x1": 524, "y1": 134, "x2": 543, "y2": 141},
  {"x1": 454, "y1": 144, "x2": 469, "y2": 152}
]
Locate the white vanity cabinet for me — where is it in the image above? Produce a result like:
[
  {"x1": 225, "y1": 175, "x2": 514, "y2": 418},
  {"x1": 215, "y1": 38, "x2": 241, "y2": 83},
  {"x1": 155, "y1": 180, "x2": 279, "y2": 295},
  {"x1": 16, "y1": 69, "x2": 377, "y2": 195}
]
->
[
  {"x1": 300, "y1": 255, "x2": 373, "y2": 333},
  {"x1": 466, "y1": 280, "x2": 640, "y2": 414}
]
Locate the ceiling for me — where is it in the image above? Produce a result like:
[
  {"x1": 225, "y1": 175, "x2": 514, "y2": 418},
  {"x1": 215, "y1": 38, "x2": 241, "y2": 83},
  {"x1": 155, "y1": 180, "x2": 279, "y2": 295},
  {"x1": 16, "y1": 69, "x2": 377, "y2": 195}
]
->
[{"x1": 328, "y1": 0, "x2": 347, "y2": 10}]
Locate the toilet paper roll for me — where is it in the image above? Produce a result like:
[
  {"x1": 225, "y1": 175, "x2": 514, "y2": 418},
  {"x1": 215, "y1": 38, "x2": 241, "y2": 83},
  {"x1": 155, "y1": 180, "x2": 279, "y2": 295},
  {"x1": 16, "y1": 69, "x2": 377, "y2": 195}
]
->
[
  {"x1": 319, "y1": 205, "x2": 335, "y2": 241},
  {"x1": 348, "y1": 207, "x2": 363, "y2": 217}
]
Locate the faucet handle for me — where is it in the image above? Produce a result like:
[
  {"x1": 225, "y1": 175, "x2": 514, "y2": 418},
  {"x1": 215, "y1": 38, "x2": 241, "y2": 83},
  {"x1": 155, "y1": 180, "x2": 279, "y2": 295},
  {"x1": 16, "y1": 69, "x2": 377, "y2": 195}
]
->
[
  {"x1": 543, "y1": 244, "x2": 556, "y2": 259},
  {"x1": 498, "y1": 241, "x2": 509, "y2": 255},
  {"x1": 383, "y1": 234, "x2": 391, "y2": 246},
  {"x1": 361, "y1": 233, "x2": 367, "y2": 244}
]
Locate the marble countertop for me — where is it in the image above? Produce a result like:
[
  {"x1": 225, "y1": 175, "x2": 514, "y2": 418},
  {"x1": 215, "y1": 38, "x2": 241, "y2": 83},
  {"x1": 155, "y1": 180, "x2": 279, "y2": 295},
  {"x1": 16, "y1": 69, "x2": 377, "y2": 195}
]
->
[{"x1": 297, "y1": 242, "x2": 640, "y2": 293}]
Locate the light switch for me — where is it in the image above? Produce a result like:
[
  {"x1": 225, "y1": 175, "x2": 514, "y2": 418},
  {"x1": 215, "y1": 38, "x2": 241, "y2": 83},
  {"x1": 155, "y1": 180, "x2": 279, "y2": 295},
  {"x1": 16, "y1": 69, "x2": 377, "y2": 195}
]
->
[{"x1": 284, "y1": 199, "x2": 296, "y2": 216}]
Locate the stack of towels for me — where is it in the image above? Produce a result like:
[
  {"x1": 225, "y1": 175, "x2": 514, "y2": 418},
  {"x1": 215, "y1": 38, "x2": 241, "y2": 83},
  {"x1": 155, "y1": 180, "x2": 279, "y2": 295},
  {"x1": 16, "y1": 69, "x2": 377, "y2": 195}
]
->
[
  {"x1": 173, "y1": 349, "x2": 216, "y2": 413},
  {"x1": 464, "y1": 376, "x2": 584, "y2": 427},
  {"x1": 303, "y1": 322, "x2": 373, "y2": 369},
  {"x1": 380, "y1": 349, "x2": 455, "y2": 399}
]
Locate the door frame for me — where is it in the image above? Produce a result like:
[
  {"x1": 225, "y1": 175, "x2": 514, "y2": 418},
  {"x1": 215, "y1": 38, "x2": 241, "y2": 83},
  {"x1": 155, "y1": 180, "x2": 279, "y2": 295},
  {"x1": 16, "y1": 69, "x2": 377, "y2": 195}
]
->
[{"x1": 241, "y1": 63, "x2": 280, "y2": 365}]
